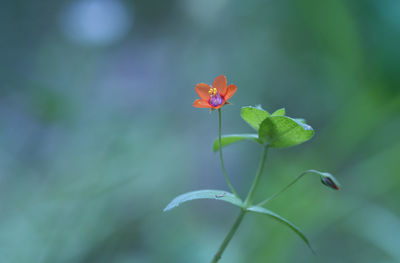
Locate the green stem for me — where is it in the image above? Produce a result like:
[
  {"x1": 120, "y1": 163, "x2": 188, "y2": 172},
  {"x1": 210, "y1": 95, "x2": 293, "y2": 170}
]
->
[
  {"x1": 218, "y1": 109, "x2": 239, "y2": 198},
  {"x1": 210, "y1": 145, "x2": 270, "y2": 262},
  {"x1": 244, "y1": 145, "x2": 269, "y2": 207},
  {"x1": 211, "y1": 209, "x2": 246, "y2": 263},
  {"x1": 256, "y1": 170, "x2": 314, "y2": 207}
]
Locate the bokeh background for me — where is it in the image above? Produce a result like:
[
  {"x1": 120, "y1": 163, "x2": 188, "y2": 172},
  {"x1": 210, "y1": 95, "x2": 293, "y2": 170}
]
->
[{"x1": 1, "y1": 0, "x2": 400, "y2": 262}]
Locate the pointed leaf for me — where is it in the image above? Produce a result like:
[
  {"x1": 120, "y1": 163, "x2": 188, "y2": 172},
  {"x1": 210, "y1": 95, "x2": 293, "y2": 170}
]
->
[
  {"x1": 247, "y1": 206, "x2": 315, "y2": 253},
  {"x1": 272, "y1": 108, "x2": 285, "y2": 116},
  {"x1": 164, "y1": 190, "x2": 244, "y2": 212},
  {"x1": 258, "y1": 116, "x2": 314, "y2": 148},
  {"x1": 212, "y1": 134, "x2": 260, "y2": 152},
  {"x1": 241, "y1": 106, "x2": 270, "y2": 131}
]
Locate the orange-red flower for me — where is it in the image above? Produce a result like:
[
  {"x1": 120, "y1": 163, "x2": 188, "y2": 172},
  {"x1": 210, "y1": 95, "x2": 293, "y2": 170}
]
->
[{"x1": 193, "y1": 75, "x2": 237, "y2": 109}]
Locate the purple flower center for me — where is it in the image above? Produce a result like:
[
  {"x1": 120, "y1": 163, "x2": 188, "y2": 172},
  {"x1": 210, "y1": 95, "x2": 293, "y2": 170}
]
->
[{"x1": 209, "y1": 93, "x2": 223, "y2": 107}]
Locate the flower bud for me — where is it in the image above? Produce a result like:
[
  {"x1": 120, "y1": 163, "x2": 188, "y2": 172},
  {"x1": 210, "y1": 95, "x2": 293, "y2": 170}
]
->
[{"x1": 321, "y1": 176, "x2": 340, "y2": 190}]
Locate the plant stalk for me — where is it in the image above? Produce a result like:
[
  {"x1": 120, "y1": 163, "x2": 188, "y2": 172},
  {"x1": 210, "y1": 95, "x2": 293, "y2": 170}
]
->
[
  {"x1": 211, "y1": 145, "x2": 269, "y2": 262},
  {"x1": 211, "y1": 209, "x2": 246, "y2": 263},
  {"x1": 245, "y1": 145, "x2": 269, "y2": 207},
  {"x1": 218, "y1": 108, "x2": 239, "y2": 198},
  {"x1": 256, "y1": 169, "x2": 323, "y2": 207}
]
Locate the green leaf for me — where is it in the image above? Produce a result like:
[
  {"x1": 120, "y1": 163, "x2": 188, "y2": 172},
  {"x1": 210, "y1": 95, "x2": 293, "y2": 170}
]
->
[
  {"x1": 212, "y1": 134, "x2": 260, "y2": 152},
  {"x1": 258, "y1": 116, "x2": 314, "y2": 148},
  {"x1": 247, "y1": 206, "x2": 315, "y2": 253},
  {"x1": 241, "y1": 106, "x2": 270, "y2": 131},
  {"x1": 294, "y1": 118, "x2": 306, "y2": 124},
  {"x1": 272, "y1": 108, "x2": 285, "y2": 116},
  {"x1": 163, "y1": 190, "x2": 244, "y2": 212}
]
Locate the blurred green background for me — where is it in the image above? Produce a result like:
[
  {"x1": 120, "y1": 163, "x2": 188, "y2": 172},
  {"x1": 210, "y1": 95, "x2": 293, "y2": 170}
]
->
[{"x1": 1, "y1": 0, "x2": 400, "y2": 262}]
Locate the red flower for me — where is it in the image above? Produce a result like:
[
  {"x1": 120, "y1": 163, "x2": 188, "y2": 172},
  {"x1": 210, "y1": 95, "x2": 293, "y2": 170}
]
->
[{"x1": 193, "y1": 75, "x2": 237, "y2": 109}]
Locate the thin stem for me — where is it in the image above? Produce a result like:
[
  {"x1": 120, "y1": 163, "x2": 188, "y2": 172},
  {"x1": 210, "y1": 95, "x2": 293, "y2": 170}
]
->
[
  {"x1": 218, "y1": 109, "x2": 239, "y2": 198},
  {"x1": 244, "y1": 145, "x2": 269, "y2": 207},
  {"x1": 256, "y1": 170, "x2": 315, "y2": 207},
  {"x1": 211, "y1": 209, "x2": 246, "y2": 263},
  {"x1": 211, "y1": 145, "x2": 269, "y2": 262}
]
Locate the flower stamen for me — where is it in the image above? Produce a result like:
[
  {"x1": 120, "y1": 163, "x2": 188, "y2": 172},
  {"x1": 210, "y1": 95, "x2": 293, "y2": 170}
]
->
[{"x1": 208, "y1": 87, "x2": 217, "y2": 96}]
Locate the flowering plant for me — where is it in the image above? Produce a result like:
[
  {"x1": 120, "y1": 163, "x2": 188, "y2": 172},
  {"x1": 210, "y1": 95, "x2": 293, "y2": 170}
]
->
[{"x1": 164, "y1": 75, "x2": 340, "y2": 262}]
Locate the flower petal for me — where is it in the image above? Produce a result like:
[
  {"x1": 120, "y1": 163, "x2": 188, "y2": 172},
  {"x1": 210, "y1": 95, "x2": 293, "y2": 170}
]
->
[
  {"x1": 213, "y1": 75, "x2": 227, "y2": 95},
  {"x1": 195, "y1": 83, "x2": 212, "y2": 101},
  {"x1": 193, "y1": 99, "x2": 211, "y2": 108},
  {"x1": 224, "y1": 84, "x2": 237, "y2": 101}
]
